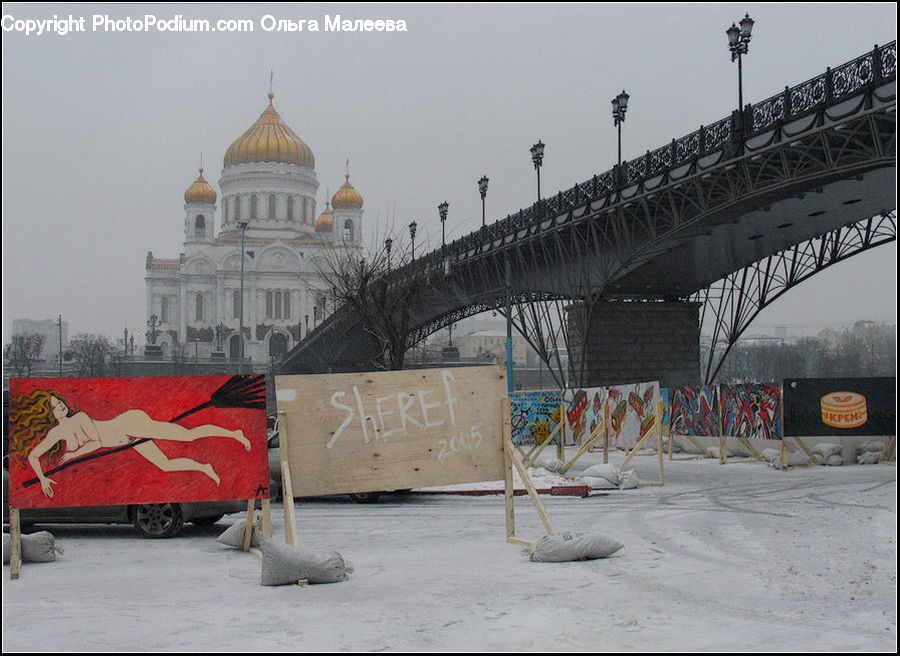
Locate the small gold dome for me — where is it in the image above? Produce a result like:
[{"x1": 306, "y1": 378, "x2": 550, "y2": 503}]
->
[
  {"x1": 331, "y1": 172, "x2": 364, "y2": 210},
  {"x1": 224, "y1": 93, "x2": 315, "y2": 169},
  {"x1": 315, "y1": 201, "x2": 333, "y2": 233},
  {"x1": 184, "y1": 168, "x2": 217, "y2": 204}
]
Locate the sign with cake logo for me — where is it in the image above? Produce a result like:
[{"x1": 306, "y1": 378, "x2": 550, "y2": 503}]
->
[
  {"x1": 783, "y1": 378, "x2": 894, "y2": 436},
  {"x1": 820, "y1": 391, "x2": 868, "y2": 429}
]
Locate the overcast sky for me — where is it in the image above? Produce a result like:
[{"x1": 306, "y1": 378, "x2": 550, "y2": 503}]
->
[{"x1": 2, "y1": 2, "x2": 896, "y2": 341}]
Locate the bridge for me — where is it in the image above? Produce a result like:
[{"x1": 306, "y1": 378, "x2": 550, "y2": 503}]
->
[{"x1": 281, "y1": 42, "x2": 896, "y2": 387}]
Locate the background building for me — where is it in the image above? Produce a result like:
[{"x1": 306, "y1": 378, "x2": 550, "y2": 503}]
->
[{"x1": 145, "y1": 92, "x2": 363, "y2": 364}]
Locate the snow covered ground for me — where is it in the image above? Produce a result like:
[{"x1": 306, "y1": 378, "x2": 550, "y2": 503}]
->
[{"x1": 3, "y1": 450, "x2": 896, "y2": 652}]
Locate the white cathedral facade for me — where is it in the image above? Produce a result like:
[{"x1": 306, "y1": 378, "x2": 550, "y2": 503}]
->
[{"x1": 145, "y1": 91, "x2": 364, "y2": 364}]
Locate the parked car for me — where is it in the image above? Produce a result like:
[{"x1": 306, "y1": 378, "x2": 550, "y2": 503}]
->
[{"x1": 3, "y1": 467, "x2": 245, "y2": 538}]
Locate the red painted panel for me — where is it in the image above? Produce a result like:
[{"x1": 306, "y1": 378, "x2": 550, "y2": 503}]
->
[{"x1": 8, "y1": 375, "x2": 269, "y2": 509}]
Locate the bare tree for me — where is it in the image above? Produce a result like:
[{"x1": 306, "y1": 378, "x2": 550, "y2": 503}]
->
[
  {"x1": 4, "y1": 333, "x2": 46, "y2": 377},
  {"x1": 317, "y1": 244, "x2": 430, "y2": 371},
  {"x1": 69, "y1": 334, "x2": 114, "y2": 377}
]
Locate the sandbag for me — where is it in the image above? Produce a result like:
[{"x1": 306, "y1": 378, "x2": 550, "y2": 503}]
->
[
  {"x1": 529, "y1": 531, "x2": 623, "y2": 562},
  {"x1": 3, "y1": 531, "x2": 64, "y2": 564},
  {"x1": 618, "y1": 469, "x2": 639, "y2": 489},
  {"x1": 858, "y1": 450, "x2": 881, "y2": 465},
  {"x1": 823, "y1": 454, "x2": 843, "y2": 466},
  {"x1": 811, "y1": 442, "x2": 842, "y2": 458},
  {"x1": 580, "y1": 475, "x2": 617, "y2": 490},
  {"x1": 217, "y1": 515, "x2": 262, "y2": 549},
  {"x1": 580, "y1": 464, "x2": 620, "y2": 486},
  {"x1": 259, "y1": 536, "x2": 353, "y2": 586},
  {"x1": 859, "y1": 440, "x2": 885, "y2": 454}
]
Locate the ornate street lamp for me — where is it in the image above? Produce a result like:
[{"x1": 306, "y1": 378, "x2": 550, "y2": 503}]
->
[
  {"x1": 409, "y1": 221, "x2": 418, "y2": 261},
  {"x1": 238, "y1": 219, "x2": 249, "y2": 373},
  {"x1": 611, "y1": 89, "x2": 629, "y2": 174},
  {"x1": 530, "y1": 140, "x2": 545, "y2": 201},
  {"x1": 478, "y1": 175, "x2": 489, "y2": 227},
  {"x1": 385, "y1": 237, "x2": 393, "y2": 270},
  {"x1": 438, "y1": 201, "x2": 449, "y2": 252},
  {"x1": 726, "y1": 13, "x2": 754, "y2": 113}
]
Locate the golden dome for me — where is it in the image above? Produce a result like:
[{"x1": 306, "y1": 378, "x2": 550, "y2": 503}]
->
[
  {"x1": 315, "y1": 201, "x2": 333, "y2": 233},
  {"x1": 223, "y1": 93, "x2": 315, "y2": 169},
  {"x1": 184, "y1": 168, "x2": 217, "y2": 204},
  {"x1": 331, "y1": 172, "x2": 364, "y2": 210}
]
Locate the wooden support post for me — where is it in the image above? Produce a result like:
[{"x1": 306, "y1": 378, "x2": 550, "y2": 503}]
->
[
  {"x1": 879, "y1": 435, "x2": 896, "y2": 464},
  {"x1": 780, "y1": 439, "x2": 787, "y2": 470},
  {"x1": 243, "y1": 499, "x2": 255, "y2": 552},
  {"x1": 278, "y1": 410, "x2": 300, "y2": 547},
  {"x1": 507, "y1": 435, "x2": 556, "y2": 535},
  {"x1": 523, "y1": 420, "x2": 564, "y2": 467},
  {"x1": 502, "y1": 398, "x2": 516, "y2": 543},
  {"x1": 562, "y1": 424, "x2": 605, "y2": 473},
  {"x1": 791, "y1": 436, "x2": 823, "y2": 465},
  {"x1": 261, "y1": 498, "x2": 271, "y2": 538},
  {"x1": 557, "y1": 403, "x2": 566, "y2": 462},
  {"x1": 657, "y1": 400, "x2": 665, "y2": 486},
  {"x1": 9, "y1": 509, "x2": 21, "y2": 580},
  {"x1": 737, "y1": 437, "x2": 767, "y2": 462}
]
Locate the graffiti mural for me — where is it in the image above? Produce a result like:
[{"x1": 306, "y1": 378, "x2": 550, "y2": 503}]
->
[
  {"x1": 563, "y1": 387, "x2": 606, "y2": 444},
  {"x1": 510, "y1": 390, "x2": 563, "y2": 447},
  {"x1": 605, "y1": 382, "x2": 660, "y2": 450},
  {"x1": 7, "y1": 375, "x2": 269, "y2": 510},
  {"x1": 669, "y1": 385, "x2": 720, "y2": 437},
  {"x1": 718, "y1": 383, "x2": 782, "y2": 440}
]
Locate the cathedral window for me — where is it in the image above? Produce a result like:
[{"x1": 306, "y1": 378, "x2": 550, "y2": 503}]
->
[
  {"x1": 275, "y1": 291, "x2": 282, "y2": 319},
  {"x1": 283, "y1": 291, "x2": 291, "y2": 319},
  {"x1": 268, "y1": 194, "x2": 277, "y2": 220},
  {"x1": 250, "y1": 194, "x2": 258, "y2": 219},
  {"x1": 287, "y1": 196, "x2": 294, "y2": 221},
  {"x1": 234, "y1": 196, "x2": 241, "y2": 222},
  {"x1": 265, "y1": 291, "x2": 273, "y2": 319},
  {"x1": 233, "y1": 290, "x2": 241, "y2": 319},
  {"x1": 195, "y1": 215, "x2": 205, "y2": 239},
  {"x1": 343, "y1": 220, "x2": 354, "y2": 241},
  {"x1": 195, "y1": 293, "x2": 203, "y2": 321},
  {"x1": 160, "y1": 297, "x2": 169, "y2": 324}
]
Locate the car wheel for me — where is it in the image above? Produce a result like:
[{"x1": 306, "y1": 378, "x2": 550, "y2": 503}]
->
[
  {"x1": 132, "y1": 503, "x2": 185, "y2": 538},
  {"x1": 350, "y1": 492, "x2": 381, "y2": 503},
  {"x1": 190, "y1": 514, "x2": 224, "y2": 526}
]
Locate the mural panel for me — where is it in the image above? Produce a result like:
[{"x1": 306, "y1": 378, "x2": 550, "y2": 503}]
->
[
  {"x1": 605, "y1": 382, "x2": 660, "y2": 449},
  {"x1": 510, "y1": 390, "x2": 563, "y2": 447},
  {"x1": 8, "y1": 375, "x2": 269, "y2": 510},
  {"x1": 718, "y1": 383, "x2": 782, "y2": 440},
  {"x1": 563, "y1": 387, "x2": 606, "y2": 444},
  {"x1": 669, "y1": 385, "x2": 720, "y2": 437}
]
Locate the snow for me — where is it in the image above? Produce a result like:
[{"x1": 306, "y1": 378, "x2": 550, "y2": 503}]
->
[{"x1": 3, "y1": 450, "x2": 896, "y2": 651}]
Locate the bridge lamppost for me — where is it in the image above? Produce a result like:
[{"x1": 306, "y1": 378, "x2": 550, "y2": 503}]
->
[
  {"x1": 726, "y1": 13, "x2": 754, "y2": 114},
  {"x1": 612, "y1": 89, "x2": 629, "y2": 182},
  {"x1": 238, "y1": 219, "x2": 249, "y2": 373},
  {"x1": 409, "y1": 220, "x2": 418, "y2": 261},
  {"x1": 438, "y1": 201, "x2": 449, "y2": 254},
  {"x1": 478, "y1": 175, "x2": 489, "y2": 227},
  {"x1": 385, "y1": 237, "x2": 393, "y2": 270},
  {"x1": 530, "y1": 140, "x2": 544, "y2": 201}
]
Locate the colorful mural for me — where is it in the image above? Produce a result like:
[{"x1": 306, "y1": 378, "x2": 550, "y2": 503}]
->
[
  {"x1": 563, "y1": 387, "x2": 606, "y2": 444},
  {"x1": 669, "y1": 385, "x2": 720, "y2": 437},
  {"x1": 718, "y1": 383, "x2": 782, "y2": 440},
  {"x1": 510, "y1": 390, "x2": 563, "y2": 447},
  {"x1": 8, "y1": 375, "x2": 269, "y2": 510},
  {"x1": 605, "y1": 381, "x2": 660, "y2": 449}
]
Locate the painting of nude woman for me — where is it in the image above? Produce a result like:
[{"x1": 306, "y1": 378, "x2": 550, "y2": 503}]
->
[{"x1": 8, "y1": 376, "x2": 269, "y2": 510}]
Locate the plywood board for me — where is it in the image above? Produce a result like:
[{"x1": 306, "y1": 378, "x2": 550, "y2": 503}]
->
[{"x1": 275, "y1": 366, "x2": 507, "y2": 497}]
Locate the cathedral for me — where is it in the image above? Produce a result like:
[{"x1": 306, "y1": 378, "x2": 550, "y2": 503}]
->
[{"x1": 144, "y1": 91, "x2": 364, "y2": 364}]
